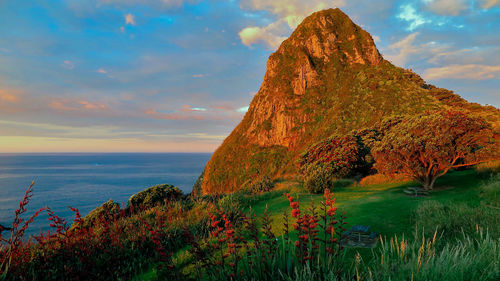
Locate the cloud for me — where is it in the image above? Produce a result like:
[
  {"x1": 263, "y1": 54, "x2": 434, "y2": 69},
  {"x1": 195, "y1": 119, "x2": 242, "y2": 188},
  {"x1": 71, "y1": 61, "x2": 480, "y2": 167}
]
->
[
  {"x1": 479, "y1": 0, "x2": 500, "y2": 9},
  {"x1": 236, "y1": 106, "x2": 249, "y2": 113},
  {"x1": 238, "y1": 0, "x2": 345, "y2": 49},
  {"x1": 423, "y1": 64, "x2": 500, "y2": 80},
  {"x1": 50, "y1": 99, "x2": 109, "y2": 112},
  {"x1": 61, "y1": 60, "x2": 75, "y2": 70},
  {"x1": 397, "y1": 4, "x2": 431, "y2": 31},
  {"x1": 125, "y1": 13, "x2": 136, "y2": 25},
  {"x1": 192, "y1": 74, "x2": 205, "y2": 78},
  {"x1": 0, "y1": 89, "x2": 20, "y2": 103},
  {"x1": 180, "y1": 104, "x2": 206, "y2": 112},
  {"x1": 383, "y1": 32, "x2": 450, "y2": 66},
  {"x1": 145, "y1": 108, "x2": 205, "y2": 120},
  {"x1": 239, "y1": 21, "x2": 288, "y2": 49},
  {"x1": 97, "y1": 0, "x2": 198, "y2": 9},
  {"x1": 422, "y1": 0, "x2": 468, "y2": 16},
  {"x1": 97, "y1": 68, "x2": 108, "y2": 74}
]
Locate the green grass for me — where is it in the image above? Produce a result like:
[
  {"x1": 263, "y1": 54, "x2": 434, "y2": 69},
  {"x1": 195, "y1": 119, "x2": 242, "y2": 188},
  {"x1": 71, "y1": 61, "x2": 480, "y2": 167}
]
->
[
  {"x1": 249, "y1": 170, "x2": 483, "y2": 238},
  {"x1": 137, "y1": 169, "x2": 497, "y2": 280}
]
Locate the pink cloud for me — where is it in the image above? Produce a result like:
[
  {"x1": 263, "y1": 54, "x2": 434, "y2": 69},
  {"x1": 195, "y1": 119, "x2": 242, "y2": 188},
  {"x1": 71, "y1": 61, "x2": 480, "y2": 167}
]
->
[
  {"x1": 50, "y1": 99, "x2": 109, "y2": 112},
  {"x1": 0, "y1": 89, "x2": 20, "y2": 103},
  {"x1": 145, "y1": 108, "x2": 205, "y2": 120}
]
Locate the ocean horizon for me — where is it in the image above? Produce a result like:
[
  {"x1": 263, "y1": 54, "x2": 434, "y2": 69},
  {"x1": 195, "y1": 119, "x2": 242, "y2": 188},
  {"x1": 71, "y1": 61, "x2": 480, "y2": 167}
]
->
[{"x1": 0, "y1": 152, "x2": 211, "y2": 235}]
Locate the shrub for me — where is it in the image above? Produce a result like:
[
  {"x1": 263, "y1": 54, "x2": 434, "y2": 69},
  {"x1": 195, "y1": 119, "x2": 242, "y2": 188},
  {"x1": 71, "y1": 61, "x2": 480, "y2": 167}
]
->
[
  {"x1": 191, "y1": 171, "x2": 204, "y2": 197},
  {"x1": 81, "y1": 199, "x2": 120, "y2": 228},
  {"x1": 249, "y1": 176, "x2": 275, "y2": 194},
  {"x1": 476, "y1": 160, "x2": 500, "y2": 178},
  {"x1": 217, "y1": 194, "x2": 244, "y2": 224},
  {"x1": 129, "y1": 184, "x2": 183, "y2": 209},
  {"x1": 303, "y1": 164, "x2": 335, "y2": 193},
  {"x1": 359, "y1": 173, "x2": 410, "y2": 186},
  {"x1": 0, "y1": 182, "x2": 209, "y2": 281}
]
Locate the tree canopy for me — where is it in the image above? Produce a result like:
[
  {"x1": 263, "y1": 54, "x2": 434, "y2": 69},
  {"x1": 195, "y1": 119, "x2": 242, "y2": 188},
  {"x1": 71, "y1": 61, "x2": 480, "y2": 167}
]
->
[{"x1": 372, "y1": 110, "x2": 497, "y2": 190}]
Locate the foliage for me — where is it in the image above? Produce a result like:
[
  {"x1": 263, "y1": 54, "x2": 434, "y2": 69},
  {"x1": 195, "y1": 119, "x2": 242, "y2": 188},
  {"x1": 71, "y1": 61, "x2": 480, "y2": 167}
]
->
[
  {"x1": 217, "y1": 194, "x2": 244, "y2": 224},
  {"x1": 0, "y1": 183, "x2": 210, "y2": 281},
  {"x1": 372, "y1": 110, "x2": 497, "y2": 190},
  {"x1": 183, "y1": 189, "x2": 349, "y2": 281},
  {"x1": 359, "y1": 173, "x2": 410, "y2": 186},
  {"x1": 191, "y1": 171, "x2": 204, "y2": 197},
  {"x1": 475, "y1": 160, "x2": 500, "y2": 178},
  {"x1": 248, "y1": 176, "x2": 275, "y2": 194},
  {"x1": 81, "y1": 199, "x2": 120, "y2": 228},
  {"x1": 300, "y1": 133, "x2": 373, "y2": 180},
  {"x1": 129, "y1": 184, "x2": 183, "y2": 209},
  {"x1": 303, "y1": 164, "x2": 336, "y2": 193}
]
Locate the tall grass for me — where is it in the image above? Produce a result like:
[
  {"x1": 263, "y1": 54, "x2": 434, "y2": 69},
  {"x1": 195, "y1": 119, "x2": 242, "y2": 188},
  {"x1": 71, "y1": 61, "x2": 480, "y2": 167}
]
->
[
  {"x1": 413, "y1": 201, "x2": 500, "y2": 239},
  {"x1": 480, "y1": 174, "x2": 500, "y2": 208},
  {"x1": 353, "y1": 230, "x2": 500, "y2": 281}
]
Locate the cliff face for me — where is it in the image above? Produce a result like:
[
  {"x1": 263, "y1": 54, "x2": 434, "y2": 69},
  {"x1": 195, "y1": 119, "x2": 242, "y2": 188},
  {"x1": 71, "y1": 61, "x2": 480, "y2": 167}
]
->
[
  {"x1": 245, "y1": 9, "x2": 383, "y2": 148},
  {"x1": 201, "y1": 8, "x2": 500, "y2": 194}
]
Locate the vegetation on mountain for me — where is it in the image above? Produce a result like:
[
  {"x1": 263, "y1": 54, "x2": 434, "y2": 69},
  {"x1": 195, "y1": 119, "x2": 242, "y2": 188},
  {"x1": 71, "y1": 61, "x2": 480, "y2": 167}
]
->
[
  {"x1": 201, "y1": 8, "x2": 500, "y2": 194},
  {"x1": 372, "y1": 110, "x2": 497, "y2": 190}
]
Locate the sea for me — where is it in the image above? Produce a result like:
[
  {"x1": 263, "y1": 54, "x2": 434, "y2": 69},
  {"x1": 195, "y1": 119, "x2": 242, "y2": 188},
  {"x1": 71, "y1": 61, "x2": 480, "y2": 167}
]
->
[{"x1": 0, "y1": 153, "x2": 211, "y2": 236}]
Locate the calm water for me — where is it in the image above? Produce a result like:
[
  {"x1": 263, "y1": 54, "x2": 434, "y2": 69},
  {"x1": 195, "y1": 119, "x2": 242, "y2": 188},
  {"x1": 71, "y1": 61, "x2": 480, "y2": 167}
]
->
[{"x1": 0, "y1": 153, "x2": 211, "y2": 235}]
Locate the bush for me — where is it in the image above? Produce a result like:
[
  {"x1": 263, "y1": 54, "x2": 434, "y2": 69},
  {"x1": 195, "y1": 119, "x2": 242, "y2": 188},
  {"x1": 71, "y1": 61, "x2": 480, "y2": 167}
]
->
[
  {"x1": 81, "y1": 199, "x2": 120, "y2": 228},
  {"x1": 359, "y1": 173, "x2": 410, "y2": 186},
  {"x1": 129, "y1": 184, "x2": 183, "y2": 209},
  {"x1": 217, "y1": 194, "x2": 244, "y2": 223},
  {"x1": 249, "y1": 176, "x2": 275, "y2": 194},
  {"x1": 0, "y1": 183, "x2": 211, "y2": 281},
  {"x1": 476, "y1": 160, "x2": 500, "y2": 178},
  {"x1": 303, "y1": 165, "x2": 335, "y2": 194},
  {"x1": 191, "y1": 172, "x2": 204, "y2": 197}
]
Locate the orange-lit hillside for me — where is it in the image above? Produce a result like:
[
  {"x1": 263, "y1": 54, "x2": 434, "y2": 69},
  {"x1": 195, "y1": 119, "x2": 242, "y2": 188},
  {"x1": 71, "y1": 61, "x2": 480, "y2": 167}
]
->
[{"x1": 201, "y1": 8, "x2": 500, "y2": 194}]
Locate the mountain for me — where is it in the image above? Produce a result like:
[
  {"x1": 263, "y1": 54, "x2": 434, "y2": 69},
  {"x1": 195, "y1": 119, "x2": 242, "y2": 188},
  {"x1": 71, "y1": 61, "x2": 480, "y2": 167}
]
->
[{"x1": 200, "y1": 8, "x2": 500, "y2": 194}]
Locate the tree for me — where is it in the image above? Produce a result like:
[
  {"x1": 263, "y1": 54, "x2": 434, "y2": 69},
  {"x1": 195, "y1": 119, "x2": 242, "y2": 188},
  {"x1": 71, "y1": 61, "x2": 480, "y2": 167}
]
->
[
  {"x1": 372, "y1": 110, "x2": 497, "y2": 190},
  {"x1": 299, "y1": 133, "x2": 373, "y2": 187}
]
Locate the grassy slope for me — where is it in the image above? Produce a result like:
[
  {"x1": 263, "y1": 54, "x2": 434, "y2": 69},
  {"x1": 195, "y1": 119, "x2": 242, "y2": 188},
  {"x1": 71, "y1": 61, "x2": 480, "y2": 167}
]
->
[
  {"x1": 136, "y1": 169, "x2": 490, "y2": 279},
  {"x1": 250, "y1": 170, "x2": 482, "y2": 238}
]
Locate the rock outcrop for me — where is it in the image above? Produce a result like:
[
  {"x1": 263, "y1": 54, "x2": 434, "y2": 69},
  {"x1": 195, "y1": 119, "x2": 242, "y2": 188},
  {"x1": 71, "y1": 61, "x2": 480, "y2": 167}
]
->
[{"x1": 200, "y1": 8, "x2": 499, "y2": 194}]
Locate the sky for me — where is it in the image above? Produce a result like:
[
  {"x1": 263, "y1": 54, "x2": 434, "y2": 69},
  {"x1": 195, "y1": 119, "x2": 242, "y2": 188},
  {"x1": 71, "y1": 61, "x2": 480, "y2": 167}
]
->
[{"x1": 0, "y1": 0, "x2": 499, "y2": 153}]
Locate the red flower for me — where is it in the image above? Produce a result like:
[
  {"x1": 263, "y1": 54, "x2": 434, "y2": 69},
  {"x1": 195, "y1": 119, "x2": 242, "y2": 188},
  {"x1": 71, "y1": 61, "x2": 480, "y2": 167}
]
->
[{"x1": 291, "y1": 209, "x2": 300, "y2": 218}]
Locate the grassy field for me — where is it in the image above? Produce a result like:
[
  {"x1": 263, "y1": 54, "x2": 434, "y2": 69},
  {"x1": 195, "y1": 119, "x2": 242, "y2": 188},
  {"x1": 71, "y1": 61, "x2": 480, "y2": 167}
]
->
[
  {"x1": 135, "y1": 169, "x2": 497, "y2": 280},
  {"x1": 249, "y1": 169, "x2": 484, "y2": 237}
]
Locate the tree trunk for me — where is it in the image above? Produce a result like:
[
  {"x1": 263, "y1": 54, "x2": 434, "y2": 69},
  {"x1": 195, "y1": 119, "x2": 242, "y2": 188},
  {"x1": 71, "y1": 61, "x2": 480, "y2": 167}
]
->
[{"x1": 422, "y1": 176, "x2": 437, "y2": 190}]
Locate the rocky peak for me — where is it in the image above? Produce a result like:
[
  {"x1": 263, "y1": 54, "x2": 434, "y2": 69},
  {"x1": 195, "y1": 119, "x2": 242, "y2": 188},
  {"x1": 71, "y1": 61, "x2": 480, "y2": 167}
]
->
[
  {"x1": 244, "y1": 8, "x2": 383, "y2": 148},
  {"x1": 279, "y1": 8, "x2": 382, "y2": 66}
]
